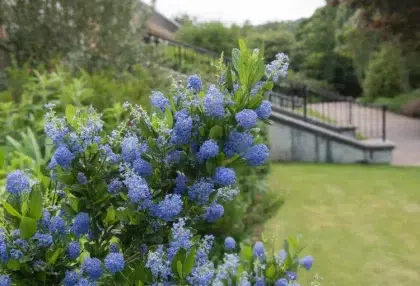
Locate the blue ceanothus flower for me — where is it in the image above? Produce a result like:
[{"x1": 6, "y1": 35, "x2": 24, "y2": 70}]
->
[
  {"x1": 255, "y1": 100, "x2": 272, "y2": 119},
  {"x1": 6, "y1": 170, "x2": 29, "y2": 195},
  {"x1": 171, "y1": 110, "x2": 193, "y2": 145},
  {"x1": 67, "y1": 241, "x2": 81, "y2": 260},
  {"x1": 187, "y1": 75, "x2": 202, "y2": 93},
  {"x1": 188, "y1": 179, "x2": 214, "y2": 205},
  {"x1": 174, "y1": 173, "x2": 188, "y2": 194},
  {"x1": 107, "y1": 179, "x2": 123, "y2": 194},
  {"x1": 197, "y1": 140, "x2": 219, "y2": 162},
  {"x1": 266, "y1": 53, "x2": 289, "y2": 82},
  {"x1": 204, "y1": 204, "x2": 224, "y2": 223},
  {"x1": 151, "y1": 194, "x2": 183, "y2": 221},
  {"x1": 224, "y1": 131, "x2": 254, "y2": 157},
  {"x1": 81, "y1": 257, "x2": 104, "y2": 280},
  {"x1": 53, "y1": 145, "x2": 75, "y2": 169},
  {"x1": 150, "y1": 91, "x2": 170, "y2": 111},
  {"x1": 63, "y1": 271, "x2": 79, "y2": 286},
  {"x1": 235, "y1": 109, "x2": 258, "y2": 130},
  {"x1": 124, "y1": 173, "x2": 151, "y2": 204},
  {"x1": 0, "y1": 275, "x2": 11, "y2": 286},
  {"x1": 121, "y1": 135, "x2": 139, "y2": 163},
  {"x1": 146, "y1": 246, "x2": 171, "y2": 280},
  {"x1": 203, "y1": 85, "x2": 225, "y2": 118},
  {"x1": 71, "y1": 212, "x2": 90, "y2": 237},
  {"x1": 245, "y1": 144, "x2": 269, "y2": 166},
  {"x1": 253, "y1": 241, "x2": 265, "y2": 261},
  {"x1": 224, "y1": 237, "x2": 236, "y2": 250},
  {"x1": 49, "y1": 216, "x2": 67, "y2": 235},
  {"x1": 213, "y1": 167, "x2": 236, "y2": 186},
  {"x1": 168, "y1": 219, "x2": 192, "y2": 260},
  {"x1": 44, "y1": 116, "x2": 69, "y2": 145},
  {"x1": 104, "y1": 252, "x2": 125, "y2": 274},
  {"x1": 77, "y1": 172, "x2": 88, "y2": 185},
  {"x1": 299, "y1": 255, "x2": 314, "y2": 270},
  {"x1": 275, "y1": 278, "x2": 288, "y2": 286}
]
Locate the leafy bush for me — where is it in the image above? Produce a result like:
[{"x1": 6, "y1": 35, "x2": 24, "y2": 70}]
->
[
  {"x1": 363, "y1": 43, "x2": 410, "y2": 100},
  {"x1": 0, "y1": 43, "x2": 315, "y2": 285},
  {"x1": 0, "y1": 64, "x2": 172, "y2": 143},
  {"x1": 375, "y1": 89, "x2": 420, "y2": 117}
]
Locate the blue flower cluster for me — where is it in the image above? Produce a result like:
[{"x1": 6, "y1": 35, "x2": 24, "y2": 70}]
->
[
  {"x1": 104, "y1": 252, "x2": 125, "y2": 274},
  {"x1": 171, "y1": 110, "x2": 193, "y2": 145},
  {"x1": 5, "y1": 170, "x2": 29, "y2": 195},
  {"x1": 203, "y1": 85, "x2": 225, "y2": 118},
  {"x1": 187, "y1": 75, "x2": 202, "y2": 93},
  {"x1": 71, "y1": 212, "x2": 90, "y2": 237},
  {"x1": 266, "y1": 53, "x2": 290, "y2": 82},
  {"x1": 150, "y1": 91, "x2": 170, "y2": 111},
  {"x1": 197, "y1": 140, "x2": 219, "y2": 162},
  {"x1": 235, "y1": 109, "x2": 258, "y2": 130}
]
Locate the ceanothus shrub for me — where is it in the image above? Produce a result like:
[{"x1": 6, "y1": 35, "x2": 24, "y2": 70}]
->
[{"x1": 0, "y1": 41, "x2": 316, "y2": 285}]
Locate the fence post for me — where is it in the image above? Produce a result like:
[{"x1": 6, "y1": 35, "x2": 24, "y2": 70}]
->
[
  {"x1": 382, "y1": 105, "x2": 387, "y2": 141},
  {"x1": 292, "y1": 95, "x2": 295, "y2": 111},
  {"x1": 303, "y1": 85, "x2": 308, "y2": 121},
  {"x1": 347, "y1": 97, "x2": 353, "y2": 125},
  {"x1": 177, "y1": 46, "x2": 182, "y2": 70}
]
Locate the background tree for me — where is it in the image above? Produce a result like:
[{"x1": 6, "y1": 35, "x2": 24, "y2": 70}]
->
[{"x1": 0, "y1": 0, "x2": 152, "y2": 69}]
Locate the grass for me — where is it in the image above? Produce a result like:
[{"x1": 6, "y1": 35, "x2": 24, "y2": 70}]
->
[{"x1": 262, "y1": 163, "x2": 420, "y2": 286}]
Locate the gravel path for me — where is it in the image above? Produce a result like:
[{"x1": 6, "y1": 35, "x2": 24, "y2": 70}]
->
[{"x1": 310, "y1": 102, "x2": 420, "y2": 166}]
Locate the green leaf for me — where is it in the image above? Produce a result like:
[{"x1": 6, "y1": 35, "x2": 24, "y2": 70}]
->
[
  {"x1": 2, "y1": 201, "x2": 21, "y2": 218},
  {"x1": 216, "y1": 152, "x2": 226, "y2": 165},
  {"x1": 183, "y1": 246, "x2": 197, "y2": 277},
  {"x1": 231, "y1": 48, "x2": 240, "y2": 72},
  {"x1": 134, "y1": 262, "x2": 146, "y2": 283},
  {"x1": 206, "y1": 160, "x2": 216, "y2": 174},
  {"x1": 27, "y1": 187, "x2": 43, "y2": 219},
  {"x1": 0, "y1": 148, "x2": 4, "y2": 168},
  {"x1": 59, "y1": 174, "x2": 75, "y2": 185},
  {"x1": 265, "y1": 264, "x2": 276, "y2": 279},
  {"x1": 48, "y1": 248, "x2": 63, "y2": 264},
  {"x1": 139, "y1": 120, "x2": 152, "y2": 139},
  {"x1": 226, "y1": 64, "x2": 234, "y2": 92},
  {"x1": 177, "y1": 260, "x2": 183, "y2": 279},
  {"x1": 165, "y1": 108, "x2": 174, "y2": 128},
  {"x1": 21, "y1": 200, "x2": 28, "y2": 216},
  {"x1": 7, "y1": 259, "x2": 20, "y2": 270},
  {"x1": 20, "y1": 216, "x2": 37, "y2": 239},
  {"x1": 198, "y1": 126, "x2": 206, "y2": 136},
  {"x1": 69, "y1": 196, "x2": 79, "y2": 212},
  {"x1": 209, "y1": 125, "x2": 223, "y2": 139},
  {"x1": 240, "y1": 245, "x2": 253, "y2": 262},
  {"x1": 65, "y1": 104, "x2": 76, "y2": 124},
  {"x1": 171, "y1": 249, "x2": 186, "y2": 279},
  {"x1": 191, "y1": 235, "x2": 201, "y2": 244},
  {"x1": 105, "y1": 206, "x2": 116, "y2": 225}
]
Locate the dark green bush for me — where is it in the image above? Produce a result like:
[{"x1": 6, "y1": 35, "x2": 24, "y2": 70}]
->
[{"x1": 363, "y1": 43, "x2": 410, "y2": 100}]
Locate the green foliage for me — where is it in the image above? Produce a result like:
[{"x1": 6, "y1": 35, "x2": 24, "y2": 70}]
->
[
  {"x1": 176, "y1": 22, "x2": 240, "y2": 55},
  {"x1": 247, "y1": 30, "x2": 295, "y2": 61},
  {"x1": 363, "y1": 43, "x2": 409, "y2": 100},
  {"x1": 374, "y1": 89, "x2": 420, "y2": 116},
  {"x1": 0, "y1": 0, "x2": 150, "y2": 69}
]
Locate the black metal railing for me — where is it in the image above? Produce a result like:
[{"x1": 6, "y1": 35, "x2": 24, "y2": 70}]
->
[
  {"x1": 145, "y1": 34, "x2": 227, "y2": 75},
  {"x1": 270, "y1": 82, "x2": 387, "y2": 141},
  {"x1": 146, "y1": 35, "x2": 387, "y2": 141}
]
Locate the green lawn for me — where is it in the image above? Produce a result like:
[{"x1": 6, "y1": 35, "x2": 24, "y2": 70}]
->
[{"x1": 263, "y1": 164, "x2": 420, "y2": 286}]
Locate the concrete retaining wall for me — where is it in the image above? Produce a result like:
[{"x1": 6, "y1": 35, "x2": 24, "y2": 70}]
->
[{"x1": 269, "y1": 112, "x2": 394, "y2": 164}]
